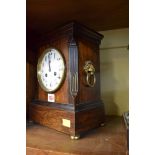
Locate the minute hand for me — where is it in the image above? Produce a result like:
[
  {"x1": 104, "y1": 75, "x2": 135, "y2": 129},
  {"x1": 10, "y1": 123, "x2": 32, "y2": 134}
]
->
[{"x1": 48, "y1": 54, "x2": 51, "y2": 72}]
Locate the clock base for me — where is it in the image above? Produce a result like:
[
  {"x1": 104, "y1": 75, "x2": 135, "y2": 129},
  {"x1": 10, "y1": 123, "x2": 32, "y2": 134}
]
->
[{"x1": 30, "y1": 100, "x2": 105, "y2": 138}]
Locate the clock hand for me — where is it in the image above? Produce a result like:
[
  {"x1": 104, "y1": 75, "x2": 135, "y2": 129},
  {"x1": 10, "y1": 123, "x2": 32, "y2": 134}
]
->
[{"x1": 48, "y1": 54, "x2": 51, "y2": 72}]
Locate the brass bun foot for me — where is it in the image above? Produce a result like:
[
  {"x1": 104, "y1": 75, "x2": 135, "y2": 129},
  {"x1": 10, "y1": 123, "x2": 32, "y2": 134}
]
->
[
  {"x1": 100, "y1": 123, "x2": 105, "y2": 127},
  {"x1": 70, "y1": 135, "x2": 80, "y2": 140}
]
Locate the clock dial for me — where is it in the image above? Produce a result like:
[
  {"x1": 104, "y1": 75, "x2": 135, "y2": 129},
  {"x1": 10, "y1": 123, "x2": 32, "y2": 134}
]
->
[{"x1": 37, "y1": 48, "x2": 66, "y2": 92}]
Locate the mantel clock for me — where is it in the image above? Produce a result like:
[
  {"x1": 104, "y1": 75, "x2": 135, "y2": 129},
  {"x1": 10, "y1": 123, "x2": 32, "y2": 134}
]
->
[{"x1": 30, "y1": 22, "x2": 105, "y2": 139}]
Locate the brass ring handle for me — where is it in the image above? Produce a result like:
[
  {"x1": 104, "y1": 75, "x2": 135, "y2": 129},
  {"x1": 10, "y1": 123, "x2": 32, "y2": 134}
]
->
[
  {"x1": 83, "y1": 60, "x2": 96, "y2": 87},
  {"x1": 86, "y1": 73, "x2": 96, "y2": 87}
]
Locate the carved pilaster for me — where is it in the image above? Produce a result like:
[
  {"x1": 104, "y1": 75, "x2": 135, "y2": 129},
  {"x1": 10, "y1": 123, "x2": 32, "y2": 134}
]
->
[{"x1": 68, "y1": 38, "x2": 79, "y2": 104}]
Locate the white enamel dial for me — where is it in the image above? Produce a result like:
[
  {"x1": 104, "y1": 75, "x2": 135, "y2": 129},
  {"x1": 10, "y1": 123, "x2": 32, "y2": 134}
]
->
[{"x1": 37, "y1": 48, "x2": 66, "y2": 92}]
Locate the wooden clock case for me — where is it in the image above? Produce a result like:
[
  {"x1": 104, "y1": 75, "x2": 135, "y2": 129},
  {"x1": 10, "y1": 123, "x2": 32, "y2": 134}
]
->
[{"x1": 30, "y1": 22, "x2": 105, "y2": 139}]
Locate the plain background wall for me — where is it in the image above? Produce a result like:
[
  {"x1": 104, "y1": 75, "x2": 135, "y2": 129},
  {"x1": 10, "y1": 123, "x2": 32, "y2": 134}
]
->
[{"x1": 99, "y1": 28, "x2": 129, "y2": 116}]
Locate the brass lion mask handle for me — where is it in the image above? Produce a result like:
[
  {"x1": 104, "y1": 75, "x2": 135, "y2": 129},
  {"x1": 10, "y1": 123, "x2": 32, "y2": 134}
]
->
[{"x1": 83, "y1": 61, "x2": 96, "y2": 87}]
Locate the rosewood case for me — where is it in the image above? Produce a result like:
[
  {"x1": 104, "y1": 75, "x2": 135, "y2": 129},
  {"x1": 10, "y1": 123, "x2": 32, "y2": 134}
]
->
[{"x1": 30, "y1": 22, "x2": 105, "y2": 138}]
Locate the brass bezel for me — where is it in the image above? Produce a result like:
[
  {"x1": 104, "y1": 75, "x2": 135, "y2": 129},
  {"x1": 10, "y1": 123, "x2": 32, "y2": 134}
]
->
[{"x1": 37, "y1": 48, "x2": 66, "y2": 93}]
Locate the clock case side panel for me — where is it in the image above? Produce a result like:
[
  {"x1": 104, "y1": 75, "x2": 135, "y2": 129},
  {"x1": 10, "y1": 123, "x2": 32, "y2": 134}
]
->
[
  {"x1": 52, "y1": 31, "x2": 105, "y2": 136},
  {"x1": 78, "y1": 38, "x2": 101, "y2": 104},
  {"x1": 68, "y1": 36, "x2": 102, "y2": 104},
  {"x1": 67, "y1": 22, "x2": 104, "y2": 104},
  {"x1": 70, "y1": 23, "x2": 104, "y2": 105},
  {"x1": 70, "y1": 25, "x2": 105, "y2": 135}
]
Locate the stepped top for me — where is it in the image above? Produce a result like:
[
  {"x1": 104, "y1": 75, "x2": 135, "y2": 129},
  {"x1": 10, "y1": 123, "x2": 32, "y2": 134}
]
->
[{"x1": 40, "y1": 21, "x2": 103, "y2": 45}]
